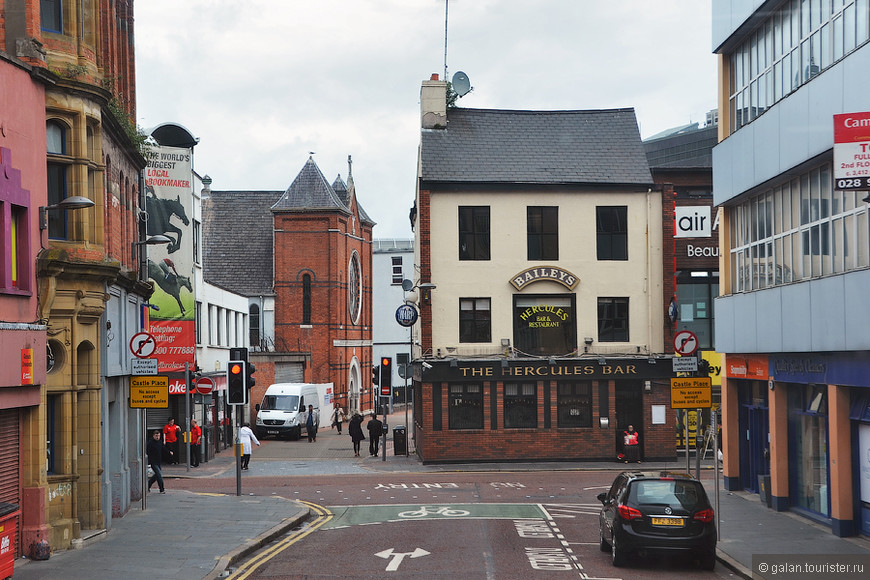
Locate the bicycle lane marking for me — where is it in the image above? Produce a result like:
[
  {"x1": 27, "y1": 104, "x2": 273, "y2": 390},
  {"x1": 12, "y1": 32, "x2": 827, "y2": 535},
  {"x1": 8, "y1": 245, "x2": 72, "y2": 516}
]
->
[{"x1": 320, "y1": 503, "x2": 545, "y2": 529}]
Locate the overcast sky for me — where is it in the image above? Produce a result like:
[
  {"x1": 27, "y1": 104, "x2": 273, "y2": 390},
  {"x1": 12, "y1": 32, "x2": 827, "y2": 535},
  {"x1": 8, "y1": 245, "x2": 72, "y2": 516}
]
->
[{"x1": 135, "y1": 1, "x2": 717, "y2": 239}]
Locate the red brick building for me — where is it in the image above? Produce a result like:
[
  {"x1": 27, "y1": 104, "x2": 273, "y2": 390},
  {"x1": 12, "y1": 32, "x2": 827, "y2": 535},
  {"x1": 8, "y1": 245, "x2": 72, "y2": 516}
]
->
[{"x1": 206, "y1": 157, "x2": 375, "y2": 418}]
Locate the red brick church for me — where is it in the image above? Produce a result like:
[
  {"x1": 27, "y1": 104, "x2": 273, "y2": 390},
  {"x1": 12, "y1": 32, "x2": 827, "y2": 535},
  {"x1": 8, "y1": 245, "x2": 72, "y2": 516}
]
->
[{"x1": 204, "y1": 156, "x2": 375, "y2": 415}]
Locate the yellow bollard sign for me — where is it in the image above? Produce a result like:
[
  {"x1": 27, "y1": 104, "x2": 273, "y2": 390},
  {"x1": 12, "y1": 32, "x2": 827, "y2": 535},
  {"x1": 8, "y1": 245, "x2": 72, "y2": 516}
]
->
[
  {"x1": 130, "y1": 376, "x2": 169, "y2": 408},
  {"x1": 670, "y1": 377, "x2": 712, "y2": 409}
]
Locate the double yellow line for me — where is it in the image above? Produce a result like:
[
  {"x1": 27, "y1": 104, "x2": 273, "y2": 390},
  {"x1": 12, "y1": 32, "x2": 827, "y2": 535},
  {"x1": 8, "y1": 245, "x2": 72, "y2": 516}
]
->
[{"x1": 228, "y1": 501, "x2": 332, "y2": 579}]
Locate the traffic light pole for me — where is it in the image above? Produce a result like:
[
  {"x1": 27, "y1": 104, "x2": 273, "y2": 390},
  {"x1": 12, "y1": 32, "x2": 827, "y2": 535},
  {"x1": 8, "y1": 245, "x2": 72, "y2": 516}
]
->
[{"x1": 235, "y1": 408, "x2": 242, "y2": 496}]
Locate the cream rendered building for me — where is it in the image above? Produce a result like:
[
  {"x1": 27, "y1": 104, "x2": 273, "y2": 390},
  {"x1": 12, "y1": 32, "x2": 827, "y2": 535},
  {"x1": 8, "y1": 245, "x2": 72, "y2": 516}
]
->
[{"x1": 411, "y1": 78, "x2": 674, "y2": 464}]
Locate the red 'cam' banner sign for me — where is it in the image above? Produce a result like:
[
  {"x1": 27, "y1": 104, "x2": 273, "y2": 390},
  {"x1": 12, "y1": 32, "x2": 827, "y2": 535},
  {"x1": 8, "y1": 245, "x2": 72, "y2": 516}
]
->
[{"x1": 834, "y1": 112, "x2": 870, "y2": 143}]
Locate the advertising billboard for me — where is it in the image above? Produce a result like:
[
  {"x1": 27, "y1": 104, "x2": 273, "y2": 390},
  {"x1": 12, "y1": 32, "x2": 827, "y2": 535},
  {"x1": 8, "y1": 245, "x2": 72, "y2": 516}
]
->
[{"x1": 143, "y1": 145, "x2": 195, "y2": 373}]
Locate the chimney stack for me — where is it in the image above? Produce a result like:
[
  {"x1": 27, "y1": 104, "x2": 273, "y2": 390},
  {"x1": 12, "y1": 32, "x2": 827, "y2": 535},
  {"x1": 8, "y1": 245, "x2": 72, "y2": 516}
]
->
[{"x1": 421, "y1": 74, "x2": 447, "y2": 129}]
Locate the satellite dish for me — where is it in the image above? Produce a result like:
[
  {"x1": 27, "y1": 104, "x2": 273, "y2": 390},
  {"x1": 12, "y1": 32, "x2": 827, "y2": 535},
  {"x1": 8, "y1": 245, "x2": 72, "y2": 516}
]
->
[{"x1": 452, "y1": 71, "x2": 471, "y2": 97}]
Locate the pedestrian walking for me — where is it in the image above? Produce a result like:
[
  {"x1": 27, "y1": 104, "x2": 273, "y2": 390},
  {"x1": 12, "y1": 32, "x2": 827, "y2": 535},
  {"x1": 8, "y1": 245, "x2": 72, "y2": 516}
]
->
[
  {"x1": 239, "y1": 422, "x2": 260, "y2": 470},
  {"x1": 146, "y1": 430, "x2": 170, "y2": 493},
  {"x1": 332, "y1": 406, "x2": 346, "y2": 434},
  {"x1": 190, "y1": 419, "x2": 202, "y2": 467},
  {"x1": 348, "y1": 412, "x2": 365, "y2": 457},
  {"x1": 163, "y1": 418, "x2": 181, "y2": 464},
  {"x1": 305, "y1": 404, "x2": 319, "y2": 442},
  {"x1": 623, "y1": 424, "x2": 641, "y2": 463},
  {"x1": 367, "y1": 414, "x2": 383, "y2": 457}
]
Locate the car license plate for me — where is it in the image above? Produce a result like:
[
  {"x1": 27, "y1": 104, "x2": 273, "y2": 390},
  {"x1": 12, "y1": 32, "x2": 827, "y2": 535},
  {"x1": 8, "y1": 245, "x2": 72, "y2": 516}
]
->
[
  {"x1": 267, "y1": 430, "x2": 279, "y2": 435},
  {"x1": 651, "y1": 517, "x2": 684, "y2": 527}
]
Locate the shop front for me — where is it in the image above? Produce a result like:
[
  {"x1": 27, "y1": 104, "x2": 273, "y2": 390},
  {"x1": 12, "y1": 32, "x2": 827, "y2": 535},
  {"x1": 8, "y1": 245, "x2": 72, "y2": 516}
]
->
[{"x1": 413, "y1": 357, "x2": 678, "y2": 464}]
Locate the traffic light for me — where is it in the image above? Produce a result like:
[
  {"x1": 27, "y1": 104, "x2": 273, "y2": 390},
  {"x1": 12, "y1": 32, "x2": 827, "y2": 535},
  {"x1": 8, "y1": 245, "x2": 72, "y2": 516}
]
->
[
  {"x1": 227, "y1": 360, "x2": 247, "y2": 405},
  {"x1": 246, "y1": 362, "x2": 256, "y2": 389},
  {"x1": 380, "y1": 357, "x2": 392, "y2": 395},
  {"x1": 372, "y1": 364, "x2": 380, "y2": 386}
]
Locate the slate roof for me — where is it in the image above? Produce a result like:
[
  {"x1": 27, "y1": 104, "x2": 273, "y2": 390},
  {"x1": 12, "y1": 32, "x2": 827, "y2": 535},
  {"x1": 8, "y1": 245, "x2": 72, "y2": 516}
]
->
[
  {"x1": 421, "y1": 107, "x2": 653, "y2": 186},
  {"x1": 202, "y1": 190, "x2": 281, "y2": 296},
  {"x1": 203, "y1": 158, "x2": 375, "y2": 295}
]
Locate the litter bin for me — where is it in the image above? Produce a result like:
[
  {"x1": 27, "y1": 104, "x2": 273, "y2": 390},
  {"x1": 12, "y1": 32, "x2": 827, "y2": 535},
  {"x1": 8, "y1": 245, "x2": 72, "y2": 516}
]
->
[
  {"x1": 758, "y1": 475, "x2": 772, "y2": 508},
  {"x1": 393, "y1": 426, "x2": 407, "y2": 455},
  {"x1": 0, "y1": 502, "x2": 21, "y2": 578}
]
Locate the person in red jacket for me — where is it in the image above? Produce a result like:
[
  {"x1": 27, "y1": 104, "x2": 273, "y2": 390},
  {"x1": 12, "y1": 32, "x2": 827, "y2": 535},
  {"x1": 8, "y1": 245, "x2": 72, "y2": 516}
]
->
[
  {"x1": 163, "y1": 418, "x2": 181, "y2": 464},
  {"x1": 623, "y1": 425, "x2": 641, "y2": 463},
  {"x1": 190, "y1": 419, "x2": 202, "y2": 467}
]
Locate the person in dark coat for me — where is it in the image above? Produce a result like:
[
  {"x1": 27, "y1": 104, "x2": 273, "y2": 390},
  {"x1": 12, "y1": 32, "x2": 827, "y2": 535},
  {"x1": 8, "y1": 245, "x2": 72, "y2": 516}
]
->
[
  {"x1": 367, "y1": 414, "x2": 384, "y2": 457},
  {"x1": 348, "y1": 413, "x2": 365, "y2": 457},
  {"x1": 146, "y1": 429, "x2": 171, "y2": 493}
]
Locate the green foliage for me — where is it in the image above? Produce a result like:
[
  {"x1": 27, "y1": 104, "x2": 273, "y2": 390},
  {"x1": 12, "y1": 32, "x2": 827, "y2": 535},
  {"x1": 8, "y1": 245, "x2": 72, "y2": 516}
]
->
[
  {"x1": 446, "y1": 82, "x2": 459, "y2": 109},
  {"x1": 106, "y1": 97, "x2": 149, "y2": 157}
]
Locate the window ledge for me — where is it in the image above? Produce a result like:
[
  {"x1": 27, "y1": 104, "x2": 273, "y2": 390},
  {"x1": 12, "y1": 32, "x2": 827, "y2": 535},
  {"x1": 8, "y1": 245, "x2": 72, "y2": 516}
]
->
[{"x1": 0, "y1": 288, "x2": 33, "y2": 297}]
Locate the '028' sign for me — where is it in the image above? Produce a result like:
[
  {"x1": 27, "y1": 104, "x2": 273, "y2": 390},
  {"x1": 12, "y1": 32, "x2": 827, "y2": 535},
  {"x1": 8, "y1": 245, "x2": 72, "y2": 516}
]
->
[{"x1": 395, "y1": 304, "x2": 419, "y2": 327}]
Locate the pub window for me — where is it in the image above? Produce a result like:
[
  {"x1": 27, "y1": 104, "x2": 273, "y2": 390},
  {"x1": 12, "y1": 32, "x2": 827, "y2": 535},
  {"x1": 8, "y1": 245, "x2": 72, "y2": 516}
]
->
[
  {"x1": 504, "y1": 382, "x2": 537, "y2": 428},
  {"x1": 391, "y1": 256, "x2": 403, "y2": 284},
  {"x1": 448, "y1": 383, "x2": 484, "y2": 430},
  {"x1": 459, "y1": 206, "x2": 491, "y2": 260},
  {"x1": 527, "y1": 206, "x2": 558, "y2": 260},
  {"x1": 557, "y1": 382, "x2": 592, "y2": 428},
  {"x1": 513, "y1": 295, "x2": 576, "y2": 356},
  {"x1": 597, "y1": 206, "x2": 628, "y2": 260},
  {"x1": 459, "y1": 298, "x2": 491, "y2": 343},
  {"x1": 598, "y1": 297, "x2": 629, "y2": 342}
]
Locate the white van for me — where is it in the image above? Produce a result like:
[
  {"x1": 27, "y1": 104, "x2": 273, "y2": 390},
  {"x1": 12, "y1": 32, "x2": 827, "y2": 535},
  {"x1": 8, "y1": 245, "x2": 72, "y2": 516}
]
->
[{"x1": 255, "y1": 383, "x2": 321, "y2": 440}]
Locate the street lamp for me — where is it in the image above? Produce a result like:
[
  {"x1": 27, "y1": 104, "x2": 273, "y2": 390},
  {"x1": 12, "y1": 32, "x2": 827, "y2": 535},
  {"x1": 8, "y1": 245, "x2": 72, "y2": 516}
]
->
[
  {"x1": 39, "y1": 196, "x2": 95, "y2": 230},
  {"x1": 131, "y1": 234, "x2": 172, "y2": 262},
  {"x1": 397, "y1": 280, "x2": 437, "y2": 456}
]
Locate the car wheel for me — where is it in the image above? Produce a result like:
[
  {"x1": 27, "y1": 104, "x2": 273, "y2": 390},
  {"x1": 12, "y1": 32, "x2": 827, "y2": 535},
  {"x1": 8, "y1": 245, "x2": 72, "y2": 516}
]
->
[
  {"x1": 700, "y1": 551, "x2": 716, "y2": 571},
  {"x1": 599, "y1": 528, "x2": 609, "y2": 552},
  {"x1": 611, "y1": 536, "x2": 626, "y2": 567}
]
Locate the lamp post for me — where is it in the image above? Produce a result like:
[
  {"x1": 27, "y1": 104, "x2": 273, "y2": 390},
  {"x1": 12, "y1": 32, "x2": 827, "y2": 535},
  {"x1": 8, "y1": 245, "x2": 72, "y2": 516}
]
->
[
  {"x1": 396, "y1": 280, "x2": 436, "y2": 456},
  {"x1": 131, "y1": 234, "x2": 172, "y2": 280},
  {"x1": 39, "y1": 195, "x2": 95, "y2": 234}
]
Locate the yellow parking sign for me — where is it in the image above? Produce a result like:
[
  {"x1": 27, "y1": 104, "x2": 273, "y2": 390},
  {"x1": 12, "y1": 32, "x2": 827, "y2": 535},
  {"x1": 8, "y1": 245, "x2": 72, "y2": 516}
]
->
[{"x1": 670, "y1": 377, "x2": 712, "y2": 409}]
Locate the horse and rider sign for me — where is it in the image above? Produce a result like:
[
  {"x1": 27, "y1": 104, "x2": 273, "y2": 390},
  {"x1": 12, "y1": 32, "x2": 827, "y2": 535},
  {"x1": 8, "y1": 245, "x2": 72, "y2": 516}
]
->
[{"x1": 143, "y1": 145, "x2": 195, "y2": 374}]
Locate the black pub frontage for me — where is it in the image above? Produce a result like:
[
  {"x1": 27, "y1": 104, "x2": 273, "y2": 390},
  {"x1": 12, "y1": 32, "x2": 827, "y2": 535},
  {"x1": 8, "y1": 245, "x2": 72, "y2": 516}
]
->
[{"x1": 412, "y1": 357, "x2": 679, "y2": 464}]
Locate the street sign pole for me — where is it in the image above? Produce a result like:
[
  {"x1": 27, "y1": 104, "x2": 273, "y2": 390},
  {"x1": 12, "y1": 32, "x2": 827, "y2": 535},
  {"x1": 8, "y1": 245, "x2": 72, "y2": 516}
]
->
[{"x1": 184, "y1": 362, "x2": 190, "y2": 473}]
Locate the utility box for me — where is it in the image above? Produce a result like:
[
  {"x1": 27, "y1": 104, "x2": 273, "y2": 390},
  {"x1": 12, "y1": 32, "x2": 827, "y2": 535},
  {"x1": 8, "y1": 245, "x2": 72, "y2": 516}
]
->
[
  {"x1": 0, "y1": 502, "x2": 21, "y2": 578},
  {"x1": 393, "y1": 426, "x2": 407, "y2": 455}
]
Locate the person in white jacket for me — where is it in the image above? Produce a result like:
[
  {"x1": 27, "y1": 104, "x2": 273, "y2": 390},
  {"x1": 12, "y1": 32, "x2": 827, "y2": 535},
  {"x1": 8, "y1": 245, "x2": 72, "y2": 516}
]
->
[{"x1": 239, "y1": 422, "x2": 260, "y2": 470}]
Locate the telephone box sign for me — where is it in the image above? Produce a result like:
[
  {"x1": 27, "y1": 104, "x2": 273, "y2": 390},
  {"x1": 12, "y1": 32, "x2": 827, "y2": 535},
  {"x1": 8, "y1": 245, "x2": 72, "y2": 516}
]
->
[{"x1": 834, "y1": 112, "x2": 870, "y2": 190}]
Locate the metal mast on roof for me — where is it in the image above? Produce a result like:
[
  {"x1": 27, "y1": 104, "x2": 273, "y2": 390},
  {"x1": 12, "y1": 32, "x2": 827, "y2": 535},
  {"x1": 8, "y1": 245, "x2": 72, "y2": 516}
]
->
[{"x1": 444, "y1": 0, "x2": 449, "y2": 81}]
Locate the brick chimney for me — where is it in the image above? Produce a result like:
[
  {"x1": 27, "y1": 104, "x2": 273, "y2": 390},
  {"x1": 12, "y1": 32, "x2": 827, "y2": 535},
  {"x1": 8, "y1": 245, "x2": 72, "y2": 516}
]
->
[{"x1": 421, "y1": 74, "x2": 447, "y2": 129}]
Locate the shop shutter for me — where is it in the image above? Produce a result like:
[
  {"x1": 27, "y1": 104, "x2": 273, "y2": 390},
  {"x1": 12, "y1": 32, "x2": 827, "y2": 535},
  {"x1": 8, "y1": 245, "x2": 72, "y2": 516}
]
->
[
  {"x1": 274, "y1": 362, "x2": 304, "y2": 384},
  {"x1": 0, "y1": 409, "x2": 21, "y2": 557}
]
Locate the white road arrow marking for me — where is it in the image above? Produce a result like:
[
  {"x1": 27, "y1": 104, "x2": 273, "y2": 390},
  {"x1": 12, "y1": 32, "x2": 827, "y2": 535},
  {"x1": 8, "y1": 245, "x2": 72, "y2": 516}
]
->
[{"x1": 375, "y1": 548, "x2": 430, "y2": 571}]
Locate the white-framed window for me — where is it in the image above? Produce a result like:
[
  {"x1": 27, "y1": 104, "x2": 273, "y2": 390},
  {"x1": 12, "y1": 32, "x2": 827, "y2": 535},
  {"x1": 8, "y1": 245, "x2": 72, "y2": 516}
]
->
[
  {"x1": 391, "y1": 256, "x2": 403, "y2": 284},
  {"x1": 728, "y1": 161, "x2": 869, "y2": 292},
  {"x1": 728, "y1": 0, "x2": 870, "y2": 133}
]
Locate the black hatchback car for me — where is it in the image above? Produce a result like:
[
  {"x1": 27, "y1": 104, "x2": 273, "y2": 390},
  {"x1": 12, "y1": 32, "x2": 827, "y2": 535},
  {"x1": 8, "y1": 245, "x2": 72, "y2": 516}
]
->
[{"x1": 597, "y1": 471, "x2": 717, "y2": 570}]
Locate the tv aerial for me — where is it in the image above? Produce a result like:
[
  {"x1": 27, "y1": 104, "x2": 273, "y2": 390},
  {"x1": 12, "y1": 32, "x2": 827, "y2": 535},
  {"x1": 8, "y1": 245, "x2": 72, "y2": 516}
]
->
[{"x1": 451, "y1": 71, "x2": 472, "y2": 97}]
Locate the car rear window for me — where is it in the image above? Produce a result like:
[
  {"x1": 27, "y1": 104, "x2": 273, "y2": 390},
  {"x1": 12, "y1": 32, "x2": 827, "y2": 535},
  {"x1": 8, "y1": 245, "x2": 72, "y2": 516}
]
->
[{"x1": 628, "y1": 480, "x2": 703, "y2": 511}]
